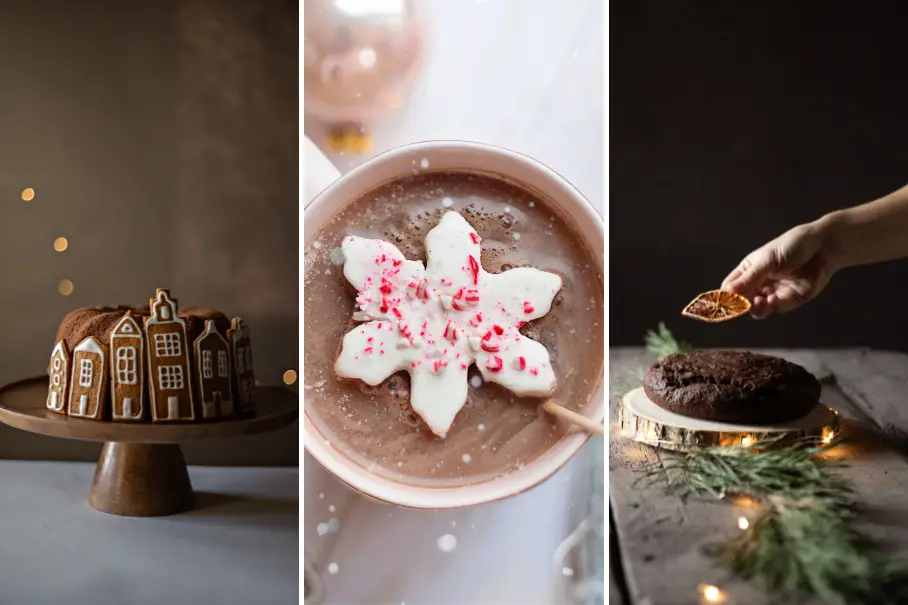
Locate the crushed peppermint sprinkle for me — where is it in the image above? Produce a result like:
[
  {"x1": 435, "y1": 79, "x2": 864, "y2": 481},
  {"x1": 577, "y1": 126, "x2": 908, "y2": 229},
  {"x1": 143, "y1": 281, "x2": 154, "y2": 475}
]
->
[
  {"x1": 486, "y1": 356, "x2": 503, "y2": 372},
  {"x1": 462, "y1": 454, "x2": 472, "y2": 463}
]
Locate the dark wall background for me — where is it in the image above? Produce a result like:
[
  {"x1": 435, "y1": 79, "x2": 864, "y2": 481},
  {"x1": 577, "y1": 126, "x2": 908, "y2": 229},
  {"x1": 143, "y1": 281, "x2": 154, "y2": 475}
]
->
[
  {"x1": 611, "y1": 2, "x2": 908, "y2": 350},
  {"x1": 0, "y1": 0, "x2": 298, "y2": 465}
]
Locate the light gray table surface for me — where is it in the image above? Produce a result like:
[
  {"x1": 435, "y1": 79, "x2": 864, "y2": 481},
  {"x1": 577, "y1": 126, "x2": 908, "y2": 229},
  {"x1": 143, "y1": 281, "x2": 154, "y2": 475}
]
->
[{"x1": 0, "y1": 461, "x2": 298, "y2": 605}]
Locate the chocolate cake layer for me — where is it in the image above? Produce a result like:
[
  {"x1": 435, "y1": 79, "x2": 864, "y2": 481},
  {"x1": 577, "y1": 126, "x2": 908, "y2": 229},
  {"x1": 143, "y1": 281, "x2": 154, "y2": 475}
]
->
[
  {"x1": 55, "y1": 305, "x2": 231, "y2": 354},
  {"x1": 643, "y1": 350, "x2": 821, "y2": 424}
]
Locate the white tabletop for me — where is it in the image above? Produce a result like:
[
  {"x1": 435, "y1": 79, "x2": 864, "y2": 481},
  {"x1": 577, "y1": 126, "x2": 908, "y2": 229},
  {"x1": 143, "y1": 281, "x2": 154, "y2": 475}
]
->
[
  {"x1": 0, "y1": 461, "x2": 298, "y2": 605},
  {"x1": 304, "y1": 1, "x2": 604, "y2": 603}
]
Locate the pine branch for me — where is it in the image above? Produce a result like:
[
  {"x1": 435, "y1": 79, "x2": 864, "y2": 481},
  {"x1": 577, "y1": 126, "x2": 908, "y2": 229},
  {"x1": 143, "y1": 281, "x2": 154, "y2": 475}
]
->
[
  {"x1": 644, "y1": 322, "x2": 693, "y2": 359},
  {"x1": 639, "y1": 438, "x2": 908, "y2": 604}
]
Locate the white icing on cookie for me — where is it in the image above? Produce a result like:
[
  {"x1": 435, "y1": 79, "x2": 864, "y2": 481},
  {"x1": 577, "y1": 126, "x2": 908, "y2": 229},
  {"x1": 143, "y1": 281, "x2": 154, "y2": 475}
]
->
[{"x1": 334, "y1": 211, "x2": 562, "y2": 436}]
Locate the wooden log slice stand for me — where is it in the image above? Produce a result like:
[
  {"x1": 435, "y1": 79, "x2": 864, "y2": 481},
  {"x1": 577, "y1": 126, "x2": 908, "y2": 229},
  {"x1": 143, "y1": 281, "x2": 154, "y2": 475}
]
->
[
  {"x1": 619, "y1": 387, "x2": 839, "y2": 451},
  {"x1": 0, "y1": 377, "x2": 298, "y2": 517}
]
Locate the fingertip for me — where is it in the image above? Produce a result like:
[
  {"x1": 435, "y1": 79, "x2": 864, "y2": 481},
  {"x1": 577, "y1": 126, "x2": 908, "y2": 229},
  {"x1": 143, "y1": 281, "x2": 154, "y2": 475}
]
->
[{"x1": 750, "y1": 295, "x2": 771, "y2": 320}]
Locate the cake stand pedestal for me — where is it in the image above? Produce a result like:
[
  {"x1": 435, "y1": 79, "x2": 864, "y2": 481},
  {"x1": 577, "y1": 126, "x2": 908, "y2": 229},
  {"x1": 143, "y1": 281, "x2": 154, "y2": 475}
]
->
[
  {"x1": 0, "y1": 377, "x2": 298, "y2": 517},
  {"x1": 619, "y1": 387, "x2": 839, "y2": 451}
]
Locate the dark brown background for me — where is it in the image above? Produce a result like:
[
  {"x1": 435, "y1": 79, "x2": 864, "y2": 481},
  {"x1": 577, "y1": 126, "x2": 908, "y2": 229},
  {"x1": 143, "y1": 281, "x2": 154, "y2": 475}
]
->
[
  {"x1": 0, "y1": 0, "x2": 298, "y2": 464},
  {"x1": 611, "y1": 2, "x2": 908, "y2": 350}
]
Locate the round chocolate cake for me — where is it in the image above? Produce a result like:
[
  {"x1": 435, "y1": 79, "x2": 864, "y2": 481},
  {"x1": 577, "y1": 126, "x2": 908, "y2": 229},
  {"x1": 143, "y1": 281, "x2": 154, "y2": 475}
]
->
[
  {"x1": 642, "y1": 350, "x2": 821, "y2": 424},
  {"x1": 46, "y1": 288, "x2": 256, "y2": 424}
]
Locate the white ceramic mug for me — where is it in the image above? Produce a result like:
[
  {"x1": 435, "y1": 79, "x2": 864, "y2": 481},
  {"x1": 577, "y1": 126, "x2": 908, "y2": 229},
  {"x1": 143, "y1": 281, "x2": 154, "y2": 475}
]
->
[{"x1": 304, "y1": 140, "x2": 604, "y2": 508}]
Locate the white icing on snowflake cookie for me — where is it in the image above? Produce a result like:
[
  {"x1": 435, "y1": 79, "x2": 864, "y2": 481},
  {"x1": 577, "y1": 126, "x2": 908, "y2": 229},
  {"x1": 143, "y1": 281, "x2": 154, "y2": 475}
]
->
[{"x1": 334, "y1": 211, "x2": 562, "y2": 435}]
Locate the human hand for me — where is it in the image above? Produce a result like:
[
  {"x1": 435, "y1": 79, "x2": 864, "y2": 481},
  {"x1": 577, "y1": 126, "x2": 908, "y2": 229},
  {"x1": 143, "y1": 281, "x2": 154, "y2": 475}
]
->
[{"x1": 721, "y1": 222, "x2": 839, "y2": 319}]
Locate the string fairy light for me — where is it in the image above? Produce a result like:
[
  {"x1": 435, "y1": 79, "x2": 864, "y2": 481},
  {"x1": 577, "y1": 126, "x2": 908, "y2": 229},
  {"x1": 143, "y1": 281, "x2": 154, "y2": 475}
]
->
[
  {"x1": 741, "y1": 435, "x2": 754, "y2": 447},
  {"x1": 699, "y1": 583, "x2": 724, "y2": 603},
  {"x1": 283, "y1": 369, "x2": 297, "y2": 385},
  {"x1": 21, "y1": 187, "x2": 35, "y2": 201},
  {"x1": 53, "y1": 237, "x2": 68, "y2": 252},
  {"x1": 58, "y1": 279, "x2": 74, "y2": 296},
  {"x1": 738, "y1": 516, "x2": 749, "y2": 530}
]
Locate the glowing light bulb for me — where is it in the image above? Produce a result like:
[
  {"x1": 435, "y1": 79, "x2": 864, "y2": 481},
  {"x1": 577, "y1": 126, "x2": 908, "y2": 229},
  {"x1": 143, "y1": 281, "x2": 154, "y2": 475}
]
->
[
  {"x1": 21, "y1": 187, "x2": 35, "y2": 201},
  {"x1": 741, "y1": 436, "x2": 754, "y2": 447},
  {"x1": 53, "y1": 237, "x2": 68, "y2": 252},
  {"x1": 646, "y1": 427, "x2": 658, "y2": 440},
  {"x1": 283, "y1": 369, "x2": 297, "y2": 385},
  {"x1": 738, "y1": 516, "x2": 749, "y2": 530}
]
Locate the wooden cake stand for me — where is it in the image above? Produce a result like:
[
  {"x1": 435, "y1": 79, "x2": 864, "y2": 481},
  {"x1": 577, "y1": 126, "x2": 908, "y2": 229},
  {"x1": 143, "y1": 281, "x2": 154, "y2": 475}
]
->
[
  {"x1": 619, "y1": 387, "x2": 839, "y2": 451},
  {"x1": 0, "y1": 377, "x2": 298, "y2": 517}
]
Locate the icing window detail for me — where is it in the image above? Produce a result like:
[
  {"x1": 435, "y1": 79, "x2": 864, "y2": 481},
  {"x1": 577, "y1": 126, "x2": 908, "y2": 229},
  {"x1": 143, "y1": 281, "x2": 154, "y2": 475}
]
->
[
  {"x1": 217, "y1": 351, "x2": 228, "y2": 378},
  {"x1": 52, "y1": 373, "x2": 60, "y2": 387},
  {"x1": 158, "y1": 365, "x2": 184, "y2": 390},
  {"x1": 236, "y1": 345, "x2": 246, "y2": 373},
  {"x1": 154, "y1": 333, "x2": 182, "y2": 357},
  {"x1": 79, "y1": 359, "x2": 93, "y2": 387},
  {"x1": 53, "y1": 357, "x2": 62, "y2": 371},
  {"x1": 116, "y1": 346, "x2": 138, "y2": 385},
  {"x1": 160, "y1": 306, "x2": 171, "y2": 320},
  {"x1": 202, "y1": 350, "x2": 213, "y2": 379}
]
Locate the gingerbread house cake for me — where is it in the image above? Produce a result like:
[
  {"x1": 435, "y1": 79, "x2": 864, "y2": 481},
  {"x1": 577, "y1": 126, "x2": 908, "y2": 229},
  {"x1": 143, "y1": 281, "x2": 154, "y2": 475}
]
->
[{"x1": 45, "y1": 288, "x2": 256, "y2": 422}]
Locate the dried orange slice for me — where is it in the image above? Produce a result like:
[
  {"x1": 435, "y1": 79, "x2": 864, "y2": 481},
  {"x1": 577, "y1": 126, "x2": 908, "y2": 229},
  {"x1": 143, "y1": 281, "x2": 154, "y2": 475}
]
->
[{"x1": 682, "y1": 289, "x2": 751, "y2": 323}]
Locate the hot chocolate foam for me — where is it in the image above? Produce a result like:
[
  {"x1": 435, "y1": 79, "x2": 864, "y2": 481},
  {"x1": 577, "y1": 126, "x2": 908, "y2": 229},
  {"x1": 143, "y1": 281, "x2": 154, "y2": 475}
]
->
[{"x1": 304, "y1": 172, "x2": 603, "y2": 487}]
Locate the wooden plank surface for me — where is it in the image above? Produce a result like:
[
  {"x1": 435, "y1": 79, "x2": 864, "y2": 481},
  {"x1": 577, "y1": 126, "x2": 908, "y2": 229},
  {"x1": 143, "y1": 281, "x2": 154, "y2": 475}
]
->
[{"x1": 609, "y1": 347, "x2": 908, "y2": 605}]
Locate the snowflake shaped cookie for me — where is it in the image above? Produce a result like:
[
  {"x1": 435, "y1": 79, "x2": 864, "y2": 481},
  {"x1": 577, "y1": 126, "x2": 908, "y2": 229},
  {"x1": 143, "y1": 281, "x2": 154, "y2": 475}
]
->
[{"x1": 334, "y1": 211, "x2": 562, "y2": 435}]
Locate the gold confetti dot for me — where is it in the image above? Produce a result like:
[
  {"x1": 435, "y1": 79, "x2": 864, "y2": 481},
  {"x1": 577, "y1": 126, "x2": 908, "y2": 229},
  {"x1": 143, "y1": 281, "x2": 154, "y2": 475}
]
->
[
  {"x1": 283, "y1": 369, "x2": 297, "y2": 385},
  {"x1": 58, "y1": 279, "x2": 74, "y2": 296},
  {"x1": 21, "y1": 188, "x2": 35, "y2": 201},
  {"x1": 53, "y1": 237, "x2": 68, "y2": 252}
]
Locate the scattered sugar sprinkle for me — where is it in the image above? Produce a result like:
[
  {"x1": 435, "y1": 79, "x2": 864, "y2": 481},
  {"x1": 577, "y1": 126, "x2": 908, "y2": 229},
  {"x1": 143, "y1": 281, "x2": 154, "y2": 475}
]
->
[
  {"x1": 328, "y1": 562, "x2": 339, "y2": 575},
  {"x1": 330, "y1": 247, "x2": 346, "y2": 266},
  {"x1": 462, "y1": 454, "x2": 472, "y2": 464},
  {"x1": 478, "y1": 423, "x2": 485, "y2": 432},
  {"x1": 512, "y1": 232, "x2": 521, "y2": 241},
  {"x1": 329, "y1": 505, "x2": 336, "y2": 513},
  {"x1": 437, "y1": 534, "x2": 458, "y2": 553},
  {"x1": 470, "y1": 375, "x2": 483, "y2": 388},
  {"x1": 318, "y1": 492, "x2": 325, "y2": 500},
  {"x1": 442, "y1": 197, "x2": 454, "y2": 208},
  {"x1": 451, "y1": 521, "x2": 457, "y2": 528},
  {"x1": 529, "y1": 201, "x2": 536, "y2": 207},
  {"x1": 504, "y1": 206, "x2": 511, "y2": 213},
  {"x1": 313, "y1": 241, "x2": 322, "y2": 249},
  {"x1": 420, "y1": 158, "x2": 430, "y2": 169},
  {"x1": 562, "y1": 567, "x2": 574, "y2": 577}
]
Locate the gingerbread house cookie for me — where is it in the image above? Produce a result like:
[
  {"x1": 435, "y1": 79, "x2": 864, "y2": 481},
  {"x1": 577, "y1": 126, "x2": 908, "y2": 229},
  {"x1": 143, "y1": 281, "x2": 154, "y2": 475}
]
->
[{"x1": 47, "y1": 288, "x2": 257, "y2": 424}]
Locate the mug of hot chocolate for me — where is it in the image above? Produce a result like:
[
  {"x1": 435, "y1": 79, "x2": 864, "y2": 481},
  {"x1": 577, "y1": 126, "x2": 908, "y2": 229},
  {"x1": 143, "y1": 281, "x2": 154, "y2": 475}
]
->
[{"x1": 304, "y1": 141, "x2": 604, "y2": 508}]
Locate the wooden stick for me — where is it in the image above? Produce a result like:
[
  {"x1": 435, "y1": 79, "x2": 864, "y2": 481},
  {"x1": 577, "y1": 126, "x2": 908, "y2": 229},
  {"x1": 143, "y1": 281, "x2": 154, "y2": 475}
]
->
[{"x1": 542, "y1": 400, "x2": 604, "y2": 436}]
